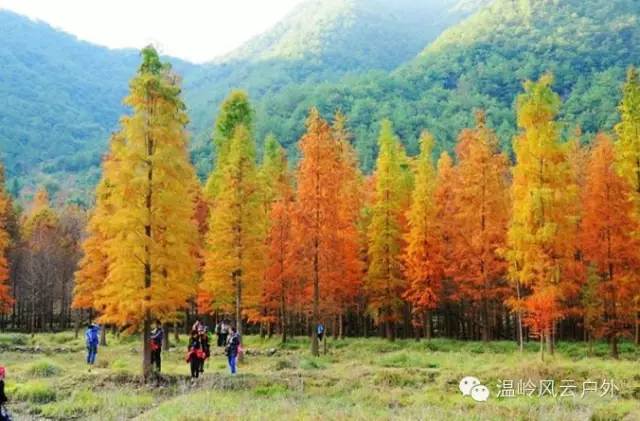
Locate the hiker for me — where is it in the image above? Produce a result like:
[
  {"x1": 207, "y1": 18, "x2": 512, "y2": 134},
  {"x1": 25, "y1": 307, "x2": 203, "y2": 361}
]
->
[
  {"x1": 317, "y1": 323, "x2": 325, "y2": 342},
  {"x1": 0, "y1": 366, "x2": 8, "y2": 421},
  {"x1": 186, "y1": 330, "x2": 205, "y2": 379},
  {"x1": 217, "y1": 319, "x2": 229, "y2": 347},
  {"x1": 85, "y1": 323, "x2": 100, "y2": 372},
  {"x1": 150, "y1": 320, "x2": 164, "y2": 373},
  {"x1": 192, "y1": 319, "x2": 202, "y2": 333},
  {"x1": 199, "y1": 326, "x2": 210, "y2": 374},
  {"x1": 225, "y1": 326, "x2": 241, "y2": 375}
]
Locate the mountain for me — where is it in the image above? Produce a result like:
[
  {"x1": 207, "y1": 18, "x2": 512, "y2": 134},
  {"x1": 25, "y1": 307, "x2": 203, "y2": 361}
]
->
[
  {"x1": 2, "y1": 0, "x2": 639, "y2": 202},
  {"x1": 258, "y1": 0, "x2": 640, "y2": 170},
  {"x1": 183, "y1": 0, "x2": 489, "y2": 177},
  {"x1": 0, "y1": 0, "x2": 484, "y2": 201},
  {"x1": 0, "y1": 10, "x2": 194, "y2": 202}
]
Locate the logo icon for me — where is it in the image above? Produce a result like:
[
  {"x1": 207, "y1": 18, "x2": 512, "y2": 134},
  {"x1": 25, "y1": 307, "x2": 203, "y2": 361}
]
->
[{"x1": 459, "y1": 376, "x2": 489, "y2": 402}]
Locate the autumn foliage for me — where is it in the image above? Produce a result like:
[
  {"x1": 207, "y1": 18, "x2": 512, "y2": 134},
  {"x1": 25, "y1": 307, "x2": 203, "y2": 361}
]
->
[{"x1": 61, "y1": 55, "x2": 640, "y2": 366}]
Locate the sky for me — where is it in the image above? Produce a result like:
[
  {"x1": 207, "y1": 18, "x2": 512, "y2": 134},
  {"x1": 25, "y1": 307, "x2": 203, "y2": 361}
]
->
[{"x1": 1, "y1": 0, "x2": 306, "y2": 63}]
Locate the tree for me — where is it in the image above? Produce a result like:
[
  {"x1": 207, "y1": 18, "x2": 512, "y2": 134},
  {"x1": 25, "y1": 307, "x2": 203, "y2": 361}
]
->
[
  {"x1": 205, "y1": 90, "x2": 253, "y2": 199},
  {"x1": 402, "y1": 131, "x2": 442, "y2": 340},
  {"x1": 293, "y1": 108, "x2": 341, "y2": 355},
  {"x1": 450, "y1": 112, "x2": 510, "y2": 341},
  {"x1": 331, "y1": 113, "x2": 364, "y2": 338},
  {"x1": 615, "y1": 67, "x2": 640, "y2": 199},
  {"x1": 262, "y1": 139, "x2": 295, "y2": 342},
  {"x1": 253, "y1": 134, "x2": 289, "y2": 332},
  {"x1": 202, "y1": 125, "x2": 265, "y2": 337},
  {"x1": 20, "y1": 188, "x2": 61, "y2": 332},
  {"x1": 72, "y1": 136, "x2": 119, "y2": 313},
  {"x1": 93, "y1": 47, "x2": 198, "y2": 379},
  {"x1": 366, "y1": 119, "x2": 407, "y2": 340},
  {"x1": 581, "y1": 134, "x2": 640, "y2": 358},
  {"x1": 614, "y1": 67, "x2": 640, "y2": 342},
  {"x1": 0, "y1": 165, "x2": 13, "y2": 314},
  {"x1": 506, "y1": 74, "x2": 574, "y2": 355}
]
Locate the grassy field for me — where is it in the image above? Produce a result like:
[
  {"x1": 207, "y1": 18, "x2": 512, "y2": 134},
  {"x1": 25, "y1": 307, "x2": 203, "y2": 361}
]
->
[{"x1": 1, "y1": 332, "x2": 640, "y2": 420}]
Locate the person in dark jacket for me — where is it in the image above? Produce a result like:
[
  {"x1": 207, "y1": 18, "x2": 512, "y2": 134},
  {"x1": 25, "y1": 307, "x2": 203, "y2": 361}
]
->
[
  {"x1": 186, "y1": 331, "x2": 205, "y2": 379},
  {"x1": 85, "y1": 323, "x2": 100, "y2": 372},
  {"x1": 150, "y1": 320, "x2": 164, "y2": 373},
  {"x1": 199, "y1": 326, "x2": 210, "y2": 374},
  {"x1": 0, "y1": 366, "x2": 9, "y2": 421},
  {"x1": 217, "y1": 319, "x2": 230, "y2": 347},
  {"x1": 225, "y1": 326, "x2": 241, "y2": 375}
]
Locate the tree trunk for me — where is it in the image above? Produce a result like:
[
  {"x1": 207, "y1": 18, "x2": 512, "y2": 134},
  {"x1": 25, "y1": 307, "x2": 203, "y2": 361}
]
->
[
  {"x1": 234, "y1": 269, "x2": 243, "y2": 337},
  {"x1": 481, "y1": 299, "x2": 490, "y2": 342},
  {"x1": 311, "y1": 242, "x2": 320, "y2": 357},
  {"x1": 385, "y1": 318, "x2": 394, "y2": 341},
  {"x1": 142, "y1": 311, "x2": 151, "y2": 381},
  {"x1": 281, "y1": 297, "x2": 287, "y2": 344},
  {"x1": 173, "y1": 323, "x2": 179, "y2": 343},
  {"x1": 425, "y1": 310, "x2": 432, "y2": 341},
  {"x1": 100, "y1": 325, "x2": 107, "y2": 346},
  {"x1": 516, "y1": 281, "x2": 524, "y2": 352},
  {"x1": 163, "y1": 323, "x2": 170, "y2": 350}
]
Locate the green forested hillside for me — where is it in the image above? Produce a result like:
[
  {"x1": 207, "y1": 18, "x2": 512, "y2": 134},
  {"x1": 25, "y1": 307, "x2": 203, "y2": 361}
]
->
[
  {"x1": 0, "y1": 10, "x2": 194, "y2": 202},
  {"x1": 0, "y1": 0, "x2": 482, "y2": 200},
  {"x1": 255, "y1": 0, "x2": 640, "y2": 170},
  {"x1": 183, "y1": 0, "x2": 487, "y2": 177},
  {"x1": 1, "y1": 0, "x2": 639, "y2": 200}
]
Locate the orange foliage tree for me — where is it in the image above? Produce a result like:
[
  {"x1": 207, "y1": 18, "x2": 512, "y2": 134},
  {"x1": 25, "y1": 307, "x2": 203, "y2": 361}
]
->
[
  {"x1": 262, "y1": 139, "x2": 296, "y2": 342},
  {"x1": 331, "y1": 113, "x2": 364, "y2": 338},
  {"x1": 293, "y1": 108, "x2": 341, "y2": 355},
  {"x1": 581, "y1": 134, "x2": 640, "y2": 358},
  {"x1": 402, "y1": 131, "x2": 442, "y2": 340},
  {"x1": 450, "y1": 112, "x2": 510, "y2": 341},
  {"x1": 0, "y1": 165, "x2": 13, "y2": 313}
]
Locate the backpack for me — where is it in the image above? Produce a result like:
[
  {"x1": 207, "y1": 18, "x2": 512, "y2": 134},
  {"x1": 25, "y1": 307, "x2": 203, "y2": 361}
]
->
[{"x1": 86, "y1": 327, "x2": 99, "y2": 346}]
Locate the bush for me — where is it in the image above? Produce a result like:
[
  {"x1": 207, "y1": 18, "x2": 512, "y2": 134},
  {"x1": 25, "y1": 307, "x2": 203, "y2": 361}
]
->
[
  {"x1": 0, "y1": 334, "x2": 27, "y2": 346},
  {"x1": 14, "y1": 382, "x2": 57, "y2": 403},
  {"x1": 40, "y1": 390, "x2": 100, "y2": 418},
  {"x1": 27, "y1": 360, "x2": 61, "y2": 377},
  {"x1": 274, "y1": 359, "x2": 296, "y2": 370}
]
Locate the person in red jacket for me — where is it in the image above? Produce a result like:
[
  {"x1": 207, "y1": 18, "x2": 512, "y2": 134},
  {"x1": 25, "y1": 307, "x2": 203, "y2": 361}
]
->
[{"x1": 186, "y1": 330, "x2": 205, "y2": 379}]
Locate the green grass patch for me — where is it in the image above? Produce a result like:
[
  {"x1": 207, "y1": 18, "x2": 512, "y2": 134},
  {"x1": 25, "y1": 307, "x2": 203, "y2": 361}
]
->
[
  {"x1": 13, "y1": 381, "x2": 57, "y2": 403},
  {"x1": 27, "y1": 359, "x2": 61, "y2": 377}
]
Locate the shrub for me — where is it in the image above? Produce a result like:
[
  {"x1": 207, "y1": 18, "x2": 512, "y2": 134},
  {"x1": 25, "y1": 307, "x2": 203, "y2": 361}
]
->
[
  {"x1": 14, "y1": 382, "x2": 57, "y2": 403},
  {"x1": 274, "y1": 359, "x2": 295, "y2": 370},
  {"x1": 40, "y1": 390, "x2": 100, "y2": 418},
  {"x1": 27, "y1": 360, "x2": 61, "y2": 377},
  {"x1": 0, "y1": 334, "x2": 27, "y2": 346}
]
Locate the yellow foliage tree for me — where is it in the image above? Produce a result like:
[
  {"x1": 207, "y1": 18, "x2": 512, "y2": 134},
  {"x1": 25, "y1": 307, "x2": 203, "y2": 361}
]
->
[
  {"x1": 92, "y1": 47, "x2": 198, "y2": 379},
  {"x1": 202, "y1": 124, "x2": 265, "y2": 337}
]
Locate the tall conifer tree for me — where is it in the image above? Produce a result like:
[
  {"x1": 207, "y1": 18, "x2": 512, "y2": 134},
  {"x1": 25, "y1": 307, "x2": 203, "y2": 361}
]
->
[{"x1": 92, "y1": 47, "x2": 198, "y2": 379}]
